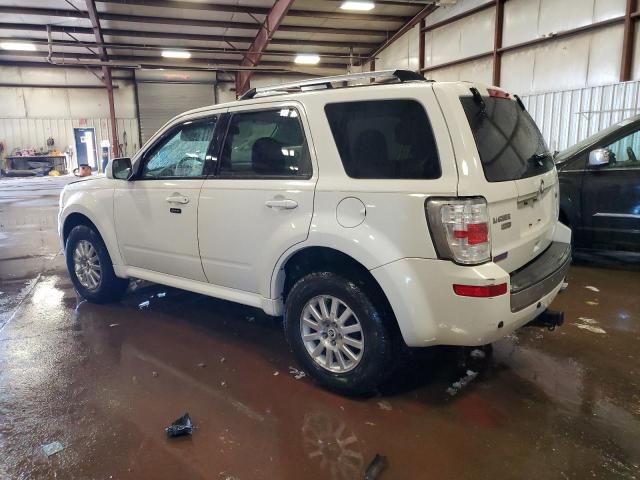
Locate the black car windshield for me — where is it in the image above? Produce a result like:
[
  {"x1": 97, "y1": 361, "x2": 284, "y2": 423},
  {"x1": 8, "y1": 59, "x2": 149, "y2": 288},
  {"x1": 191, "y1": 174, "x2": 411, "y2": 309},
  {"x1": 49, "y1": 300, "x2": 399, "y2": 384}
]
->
[
  {"x1": 461, "y1": 94, "x2": 553, "y2": 182},
  {"x1": 555, "y1": 114, "x2": 640, "y2": 163}
]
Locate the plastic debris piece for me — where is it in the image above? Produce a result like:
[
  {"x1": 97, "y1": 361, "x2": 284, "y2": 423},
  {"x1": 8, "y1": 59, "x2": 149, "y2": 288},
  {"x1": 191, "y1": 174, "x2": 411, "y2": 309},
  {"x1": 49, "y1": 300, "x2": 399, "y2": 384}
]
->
[
  {"x1": 152, "y1": 371, "x2": 159, "y2": 377},
  {"x1": 157, "y1": 292, "x2": 167, "y2": 298},
  {"x1": 220, "y1": 357, "x2": 226, "y2": 363},
  {"x1": 586, "y1": 300, "x2": 599, "y2": 306},
  {"x1": 469, "y1": 348, "x2": 486, "y2": 359},
  {"x1": 220, "y1": 381, "x2": 227, "y2": 387},
  {"x1": 197, "y1": 362, "x2": 206, "y2": 368},
  {"x1": 364, "y1": 454, "x2": 388, "y2": 480},
  {"x1": 578, "y1": 317, "x2": 598, "y2": 325},
  {"x1": 138, "y1": 300, "x2": 150, "y2": 309},
  {"x1": 585, "y1": 286, "x2": 600, "y2": 292},
  {"x1": 246, "y1": 316, "x2": 255, "y2": 322},
  {"x1": 165, "y1": 412, "x2": 193, "y2": 438},
  {"x1": 377, "y1": 401, "x2": 392, "y2": 411},
  {"x1": 109, "y1": 323, "x2": 119, "y2": 327},
  {"x1": 42, "y1": 441, "x2": 64, "y2": 457},
  {"x1": 447, "y1": 369, "x2": 478, "y2": 396},
  {"x1": 560, "y1": 281, "x2": 569, "y2": 292},
  {"x1": 273, "y1": 371, "x2": 279, "y2": 376},
  {"x1": 573, "y1": 323, "x2": 606, "y2": 334},
  {"x1": 288, "y1": 366, "x2": 306, "y2": 380}
]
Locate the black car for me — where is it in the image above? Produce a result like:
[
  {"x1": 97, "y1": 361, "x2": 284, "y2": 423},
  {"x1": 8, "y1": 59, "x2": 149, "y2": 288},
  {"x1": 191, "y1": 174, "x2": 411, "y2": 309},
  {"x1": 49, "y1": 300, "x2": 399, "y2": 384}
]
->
[{"x1": 556, "y1": 114, "x2": 640, "y2": 253}]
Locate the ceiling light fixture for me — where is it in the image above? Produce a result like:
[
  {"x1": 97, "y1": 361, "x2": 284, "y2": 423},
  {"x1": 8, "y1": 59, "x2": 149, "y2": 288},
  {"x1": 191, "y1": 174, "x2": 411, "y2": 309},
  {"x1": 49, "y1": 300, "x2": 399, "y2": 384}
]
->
[
  {"x1": 0, "y1": 42, "x2": 36, "y2": 51},
  {"x1": 340, "y1": 1, "x2": 375, "y2": 11},
  {"x1": 294, "y1": 53, "x2": 320, "y2": 65},
  {"x1": 161, "y1": 50, "x2": 191, "y2": 59}
]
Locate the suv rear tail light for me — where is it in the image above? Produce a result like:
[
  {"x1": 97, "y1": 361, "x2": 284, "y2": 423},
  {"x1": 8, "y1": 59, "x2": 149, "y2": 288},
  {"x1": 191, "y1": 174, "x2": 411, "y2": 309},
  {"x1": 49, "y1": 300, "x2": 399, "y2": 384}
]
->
[{"x1": 426, "y1": 197, "x2": 491, "y2": 265}]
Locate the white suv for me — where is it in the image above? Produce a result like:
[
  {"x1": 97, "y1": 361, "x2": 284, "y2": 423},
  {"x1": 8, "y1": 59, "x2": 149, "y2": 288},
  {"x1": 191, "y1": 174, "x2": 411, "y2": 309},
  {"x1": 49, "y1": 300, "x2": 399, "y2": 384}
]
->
[{"x1": 59, "y1": 70, "x2": 571, "y2": 395}]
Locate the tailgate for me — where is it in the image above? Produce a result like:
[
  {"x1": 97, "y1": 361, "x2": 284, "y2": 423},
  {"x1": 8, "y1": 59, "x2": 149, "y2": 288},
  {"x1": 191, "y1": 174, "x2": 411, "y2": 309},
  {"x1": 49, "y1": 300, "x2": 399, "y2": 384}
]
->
[{"x1": 433, "y1": 82, "x2": 559, "y2": 273}]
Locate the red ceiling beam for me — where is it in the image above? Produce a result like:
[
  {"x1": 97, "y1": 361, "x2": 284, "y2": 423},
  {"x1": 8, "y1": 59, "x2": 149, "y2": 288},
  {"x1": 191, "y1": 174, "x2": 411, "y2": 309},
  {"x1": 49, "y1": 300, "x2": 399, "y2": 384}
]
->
[
  {"x1": 620, "y1": 0, "x2": 637, "y2": 81},
  {"x1": 492, "y1": 0, "x2": 504, "y2": 86},
  {"x1": 85, "y1": 0, "x2": 119, "y2": 158},
  {"x1": 235, "y1": 0, "x2": 295, "y2": 97}
]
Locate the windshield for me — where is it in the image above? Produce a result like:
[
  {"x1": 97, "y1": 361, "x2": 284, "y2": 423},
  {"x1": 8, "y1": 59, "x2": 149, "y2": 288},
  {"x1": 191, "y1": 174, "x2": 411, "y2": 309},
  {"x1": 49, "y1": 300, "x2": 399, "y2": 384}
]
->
[
  {"x1": 556, "y1": 114, "x2": 640, "y2": 162},
  {"x1": 461, "y1": 95, "x2": 553, "y2": 182}
]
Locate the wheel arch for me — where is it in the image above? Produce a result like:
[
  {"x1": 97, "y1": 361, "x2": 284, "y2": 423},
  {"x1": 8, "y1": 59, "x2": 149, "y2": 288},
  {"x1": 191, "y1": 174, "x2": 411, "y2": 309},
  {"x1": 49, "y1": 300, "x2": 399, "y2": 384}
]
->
[
  {"x1": 273, "y1": 246, "x2": 401, "y2": 337},
  {"x1": 61, "y1": 210, "x2": 123, "y2": 267}
]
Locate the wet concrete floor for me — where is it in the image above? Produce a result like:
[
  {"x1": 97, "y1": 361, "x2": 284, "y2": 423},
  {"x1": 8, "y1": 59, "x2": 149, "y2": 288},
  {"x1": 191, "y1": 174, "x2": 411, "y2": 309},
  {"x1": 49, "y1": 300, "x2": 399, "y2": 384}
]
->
[{"x1": 0, "y1": 177, "x2": 639, "y2": 479}]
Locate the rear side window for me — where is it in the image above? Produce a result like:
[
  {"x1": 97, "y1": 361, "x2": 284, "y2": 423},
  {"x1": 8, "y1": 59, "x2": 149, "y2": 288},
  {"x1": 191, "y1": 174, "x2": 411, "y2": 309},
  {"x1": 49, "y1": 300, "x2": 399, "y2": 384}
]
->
[
  {"x1": 461, "y1": 94, "x2": 553, "y2": 182},
  {"x1": 219, "y1": 108, "x2": 312, "y2": 178},
  {"x1": 324, "y1": 100, "x2": 441, "y2": 179}
]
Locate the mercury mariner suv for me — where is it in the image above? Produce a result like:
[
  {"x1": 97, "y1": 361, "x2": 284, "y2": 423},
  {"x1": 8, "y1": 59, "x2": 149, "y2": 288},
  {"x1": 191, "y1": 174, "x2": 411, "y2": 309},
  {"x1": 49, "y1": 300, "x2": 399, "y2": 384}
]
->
[{"x1": 59, "y1": 70, "x2": 571, "y2": 395}]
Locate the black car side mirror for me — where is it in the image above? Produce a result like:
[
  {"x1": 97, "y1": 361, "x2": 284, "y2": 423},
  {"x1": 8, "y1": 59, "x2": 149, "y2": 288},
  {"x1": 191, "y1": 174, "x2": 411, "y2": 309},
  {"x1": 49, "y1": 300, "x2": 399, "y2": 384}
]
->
[{"x1": 112, "y1": 157, "x2": 133, "y2": 180}]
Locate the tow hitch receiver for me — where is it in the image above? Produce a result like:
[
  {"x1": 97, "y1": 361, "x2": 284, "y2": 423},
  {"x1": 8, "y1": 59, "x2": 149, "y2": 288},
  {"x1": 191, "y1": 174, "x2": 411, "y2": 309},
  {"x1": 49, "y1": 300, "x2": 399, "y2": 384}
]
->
[{"x1": 526, "y1": 309, "x2": 564, "y2": 331}]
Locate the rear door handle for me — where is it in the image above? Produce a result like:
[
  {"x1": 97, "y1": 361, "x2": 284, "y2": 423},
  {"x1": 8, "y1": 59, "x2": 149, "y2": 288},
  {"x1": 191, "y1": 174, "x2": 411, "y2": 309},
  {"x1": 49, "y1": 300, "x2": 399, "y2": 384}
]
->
[
  {"x1": 166, "y1": 194, "x2": 189, "y2": 204},
  {"x1": 265, "y1": 198, "x2": 298, "y2": 210}
]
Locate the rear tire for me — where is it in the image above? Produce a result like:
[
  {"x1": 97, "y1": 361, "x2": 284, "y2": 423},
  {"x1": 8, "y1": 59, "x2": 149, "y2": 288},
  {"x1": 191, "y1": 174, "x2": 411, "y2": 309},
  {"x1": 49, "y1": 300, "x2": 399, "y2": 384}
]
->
[
  {"x1": 65, "y1": 225, "x2": 129, "y2": 304},
  {"x1": 284, "y1": 272, "x2": 395, "y2": 396}
]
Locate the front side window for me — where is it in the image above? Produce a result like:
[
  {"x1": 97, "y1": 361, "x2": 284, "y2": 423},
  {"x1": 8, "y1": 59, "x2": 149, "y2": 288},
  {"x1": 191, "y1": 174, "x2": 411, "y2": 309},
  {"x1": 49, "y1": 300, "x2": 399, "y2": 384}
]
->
[
  {"x1": 461, "y1": 94, "x2": 553, "y2": 182},
  {"x1": 219, "y1": 108, "x2": 312, "y2": 178},
  {"x1": 141, "y1": 119, "x2": 216, "y2": 179},
  {"x1": 598, "y1": 129, "x2": 640, "y2": 169},
  {"x1": 324, "y1": 100, "x2": 441, "y2": 179}
]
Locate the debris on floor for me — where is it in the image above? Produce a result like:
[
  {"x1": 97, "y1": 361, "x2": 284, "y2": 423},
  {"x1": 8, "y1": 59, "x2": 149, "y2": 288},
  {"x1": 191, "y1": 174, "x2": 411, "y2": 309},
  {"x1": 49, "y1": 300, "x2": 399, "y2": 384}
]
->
[
  {"x1": 152, "y1": 371, "x2": 159, "y2": 377},
  {"x1": 138, "y1": 300, "x2": 150, "y2": 310},
  {"x1": 577, "y1": 317, "x2": 598, "y2": 324},
  {"x1": 288, "y1": 366, "x2": 306, "y2": 380},
  {"x1": 446, "y1": 370, "x2": 479, "y2": 396},
  {"x1": 273, "y1": 371, "x2": 279, "y2": 376},
  {"x1": 585, "y1": 285, "x2": 600, "y2": 292},
  {"x1": 165, "y1": 412, "x2": 193, "y2": 438},
  {"x1": 469, "y1": 348, "x2": 486, "y2": 359},
  {"x1": 364, "y1": 453, "x2": 388, "y2": 480},
  {"x1": 42, "y1": 441, "x2": 65, "y2": 457},
  {"x1": 197, "y1": 362, "x2": 206, "y2": 368},
  {"x1": 560, "y1": 281, "x2": 569, "y2": 291},
  {"x1": 573, "y1": 323, "x2": 607, "y2": 334},
  {"x1": 220, "y1": 357, "x2": 226, "y2": 363},
  {"x1": 108, "y1": 323, "x2": 119, "y2": 327},
  {"x1": 157, "y1": 292, "x2": 166, "y2": 298},
  {"x1": 586, "y1": 300, "x2": 599, "y2": 306},
  {"x1": 377, "y1": 400, "x2": 392, "y2": 411}
]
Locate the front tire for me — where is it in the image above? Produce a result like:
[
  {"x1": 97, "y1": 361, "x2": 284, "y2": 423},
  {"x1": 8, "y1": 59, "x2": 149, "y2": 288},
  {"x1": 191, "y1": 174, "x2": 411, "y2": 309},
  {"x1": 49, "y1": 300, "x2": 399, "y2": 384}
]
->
[
  {"x1": 65, "y1": 225, "x2": 128, "y2": 303},
  {"x1": 284, "y1": 272, "x2": 394, "y2": 396}
]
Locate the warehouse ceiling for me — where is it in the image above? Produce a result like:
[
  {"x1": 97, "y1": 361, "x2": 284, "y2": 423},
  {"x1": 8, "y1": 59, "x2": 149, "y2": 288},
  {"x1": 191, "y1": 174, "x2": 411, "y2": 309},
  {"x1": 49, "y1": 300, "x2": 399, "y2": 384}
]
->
[{"x1": 0, "y1": 0, "x2": 442, "y2": 76}]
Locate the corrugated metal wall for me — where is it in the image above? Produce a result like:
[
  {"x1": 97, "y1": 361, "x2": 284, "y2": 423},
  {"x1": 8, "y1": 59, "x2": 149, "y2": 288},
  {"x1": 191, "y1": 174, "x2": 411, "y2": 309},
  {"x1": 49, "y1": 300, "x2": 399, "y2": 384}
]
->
[
  {"x1": 521, "y1": 80, "x2": 640, "y2": 152},
  {"x1": 0, "y1": 117, "x2": 140, "y2": 170}
]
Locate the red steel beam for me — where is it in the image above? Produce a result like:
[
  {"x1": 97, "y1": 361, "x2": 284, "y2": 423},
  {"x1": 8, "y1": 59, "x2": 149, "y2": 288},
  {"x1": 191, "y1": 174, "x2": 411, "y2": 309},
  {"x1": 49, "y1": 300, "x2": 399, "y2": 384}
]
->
[
  {"x1": 493, "y1": 0, "x2": 504, "y2": 86},
  {"x1": 85, "y1": 0, "x2": 119, "y2": 158},
  {"x1": 236, "y1": 0, "x2": 295, "y2": 97},
  {"x1": 419, "y1": 18, "x2": 426, "y2": 72},
  {"x1": 621, "y1": 0, "x2": 637, "y2": 81}
]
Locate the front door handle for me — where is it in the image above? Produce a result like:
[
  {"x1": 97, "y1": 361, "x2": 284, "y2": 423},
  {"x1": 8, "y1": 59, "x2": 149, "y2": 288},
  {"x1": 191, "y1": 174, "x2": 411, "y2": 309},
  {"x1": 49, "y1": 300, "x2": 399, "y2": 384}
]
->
[
  {"x1": 166, "y1": 193, "x2": 189, "y2": 204},
  {"x1": 265, "y1": 198, "x2": 298, "y2": 210}
]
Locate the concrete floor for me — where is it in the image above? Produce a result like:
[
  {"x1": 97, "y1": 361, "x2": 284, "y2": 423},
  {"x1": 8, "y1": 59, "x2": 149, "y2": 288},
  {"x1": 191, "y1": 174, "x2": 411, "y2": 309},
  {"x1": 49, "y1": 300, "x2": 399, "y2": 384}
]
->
[{"x1": 1, "y1": 177, "x2": 639, "y2": 480}]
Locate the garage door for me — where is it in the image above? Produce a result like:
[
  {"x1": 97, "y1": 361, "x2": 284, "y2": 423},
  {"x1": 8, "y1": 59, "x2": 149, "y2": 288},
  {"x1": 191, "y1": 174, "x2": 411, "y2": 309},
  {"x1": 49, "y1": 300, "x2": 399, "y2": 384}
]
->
[{"x1": 137, "y1": 82, "x2": 215, "y2": 144}]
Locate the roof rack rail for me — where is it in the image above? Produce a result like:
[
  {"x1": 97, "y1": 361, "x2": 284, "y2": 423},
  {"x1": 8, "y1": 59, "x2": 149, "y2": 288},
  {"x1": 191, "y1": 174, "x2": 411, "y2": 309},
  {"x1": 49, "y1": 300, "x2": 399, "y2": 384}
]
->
[{"x1": 239, "y1": 69, "x2": 428, "y2": 100}]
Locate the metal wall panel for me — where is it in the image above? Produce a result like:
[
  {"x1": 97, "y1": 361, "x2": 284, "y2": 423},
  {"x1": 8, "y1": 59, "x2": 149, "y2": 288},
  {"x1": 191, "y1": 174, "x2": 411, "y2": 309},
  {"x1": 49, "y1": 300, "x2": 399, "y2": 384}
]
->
[
  {"x1": 425, "y1": 7, "x2": 495, "y2": 67},
  {"x1": 521, "y1": 80, "x2": 640, "y2": 152},
  {"x1": 0, "y1": 117, "x2": 140, "y2": 170},
  {"x1": 377, "y1": 24, "x2": 420, "y2": 71},
  {"x1": 426, "y1": 57, "x2": 493, "y2": 84}
]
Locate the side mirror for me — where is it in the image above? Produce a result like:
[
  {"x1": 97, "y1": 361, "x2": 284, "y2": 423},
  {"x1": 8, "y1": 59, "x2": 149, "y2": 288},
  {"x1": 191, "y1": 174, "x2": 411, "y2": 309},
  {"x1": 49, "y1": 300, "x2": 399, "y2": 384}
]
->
[
  {"x1": 588, "y1": 148, "x2": 610, "y2": 167},
  {"x1": 111, "y1": 157, "x2": 133, "y2": 180}
]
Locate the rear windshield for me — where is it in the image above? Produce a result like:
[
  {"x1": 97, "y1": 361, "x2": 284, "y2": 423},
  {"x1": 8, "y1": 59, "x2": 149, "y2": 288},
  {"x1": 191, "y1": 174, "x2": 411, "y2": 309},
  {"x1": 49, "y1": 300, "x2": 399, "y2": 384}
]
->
[
  {"x1": 325, "y1": 100, "x2": 441, "y2": 179},
  {"x1": 461, "y1": 95, "x2": 553, "y2": 182}
]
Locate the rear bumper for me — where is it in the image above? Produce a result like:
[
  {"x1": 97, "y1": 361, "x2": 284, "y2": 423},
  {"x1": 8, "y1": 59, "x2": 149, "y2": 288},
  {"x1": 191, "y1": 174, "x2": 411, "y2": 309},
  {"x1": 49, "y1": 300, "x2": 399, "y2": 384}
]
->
[
  {"x1": 370, "y1": 241, "x2": 571, "y2": 348},
  {"x1": 510, "y1": 242, "x2": 571, "y2": 312}
]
